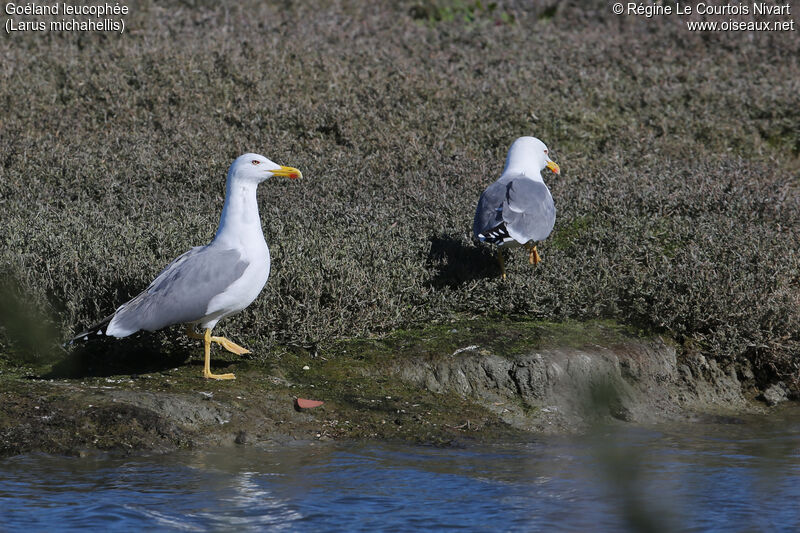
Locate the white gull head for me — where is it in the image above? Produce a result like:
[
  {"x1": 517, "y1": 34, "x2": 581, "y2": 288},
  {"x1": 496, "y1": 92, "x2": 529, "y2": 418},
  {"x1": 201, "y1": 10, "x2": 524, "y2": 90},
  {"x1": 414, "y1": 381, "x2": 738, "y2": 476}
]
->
[
  {"x1": 227, "y1": 153, "x2": 303, "y2": 185},
  {"x1": 215, "y1": 153, "x2": 302, "y2": 243},
  {"x1": 501, "y1": 136, "x2": 560, "y2": 181}
]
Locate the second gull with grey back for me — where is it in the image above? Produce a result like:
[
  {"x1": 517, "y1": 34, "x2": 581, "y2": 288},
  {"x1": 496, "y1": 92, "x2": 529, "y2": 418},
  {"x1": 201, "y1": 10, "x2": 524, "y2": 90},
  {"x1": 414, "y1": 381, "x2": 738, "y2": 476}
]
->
[{"x1": 473, "y1": 136, "x2": 560, "y2": 278}]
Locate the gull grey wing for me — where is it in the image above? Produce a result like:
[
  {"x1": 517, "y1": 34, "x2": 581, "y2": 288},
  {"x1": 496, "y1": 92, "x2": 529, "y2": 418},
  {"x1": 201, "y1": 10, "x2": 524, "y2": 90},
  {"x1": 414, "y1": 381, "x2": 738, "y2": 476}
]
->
[
  {"x1": 473, "y1": 177, "x2": 512, "y2": 237},
  {"x1": 502, "y1": 176, "x2": 556, "y2": 243},
  {"x1": 106, "y1": 245, "x2": 249, "y2": 336}
]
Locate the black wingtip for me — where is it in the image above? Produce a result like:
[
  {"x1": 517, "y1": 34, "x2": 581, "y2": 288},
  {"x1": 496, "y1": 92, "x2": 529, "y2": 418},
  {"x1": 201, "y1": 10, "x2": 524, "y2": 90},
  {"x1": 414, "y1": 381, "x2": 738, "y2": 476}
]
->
[
  {"x1": 477, "y1": 223, "x2": 513, "y2": 245},
  {"x1": 67, "y1": 313, "x2": 114, "y2": 346}
]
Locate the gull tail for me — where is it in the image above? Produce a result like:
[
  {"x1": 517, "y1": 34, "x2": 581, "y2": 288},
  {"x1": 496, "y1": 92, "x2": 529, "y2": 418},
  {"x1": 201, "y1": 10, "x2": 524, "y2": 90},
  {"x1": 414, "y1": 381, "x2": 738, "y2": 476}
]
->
[{"x1": 65, "y1": 313, "x2": 115, "y2": 346}]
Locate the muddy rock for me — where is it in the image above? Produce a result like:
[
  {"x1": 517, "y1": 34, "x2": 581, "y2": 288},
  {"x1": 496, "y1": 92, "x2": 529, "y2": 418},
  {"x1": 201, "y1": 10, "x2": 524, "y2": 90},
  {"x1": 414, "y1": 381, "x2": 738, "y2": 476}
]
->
[
  {"x1": 400, "y1": 337, "x2": 761, "y2": 433},
  {"x1": 760, "y1": 383, "x2": 790, "y2": 407}
]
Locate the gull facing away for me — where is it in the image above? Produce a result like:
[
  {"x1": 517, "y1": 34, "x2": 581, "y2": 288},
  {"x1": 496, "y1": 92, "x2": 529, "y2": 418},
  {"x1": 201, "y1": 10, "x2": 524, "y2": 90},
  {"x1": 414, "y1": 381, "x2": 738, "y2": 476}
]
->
[
  {"x1": 473, "y1": 137, "x2": 560, "y2": 279},
  {"x1": 73, "y1": 154, "x2": 302, "y2": 380}
]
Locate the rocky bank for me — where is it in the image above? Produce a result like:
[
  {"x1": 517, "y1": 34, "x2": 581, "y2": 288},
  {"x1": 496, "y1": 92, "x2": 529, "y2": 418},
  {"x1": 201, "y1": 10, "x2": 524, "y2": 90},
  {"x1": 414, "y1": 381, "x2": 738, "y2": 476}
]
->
[{"x1": 0, "y1": 320, "x2": 791, "y2": 457}]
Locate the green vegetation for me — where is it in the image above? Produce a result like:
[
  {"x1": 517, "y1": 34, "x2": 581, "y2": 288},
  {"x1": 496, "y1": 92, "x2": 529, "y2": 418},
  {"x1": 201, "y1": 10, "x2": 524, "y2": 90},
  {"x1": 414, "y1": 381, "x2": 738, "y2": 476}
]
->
[
  {"x1": 0, "y1": 1, "x2": 798, "y2": 392},
  {"x1": 326, "y1": 318, "x2": 639, "y2": 362}
]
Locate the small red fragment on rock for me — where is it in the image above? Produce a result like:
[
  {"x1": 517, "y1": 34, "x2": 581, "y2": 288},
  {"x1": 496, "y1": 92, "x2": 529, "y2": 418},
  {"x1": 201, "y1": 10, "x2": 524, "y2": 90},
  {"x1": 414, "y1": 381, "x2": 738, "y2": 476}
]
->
[{"x1": 295, "y1": 398, "x2": 324, "y2": 410}]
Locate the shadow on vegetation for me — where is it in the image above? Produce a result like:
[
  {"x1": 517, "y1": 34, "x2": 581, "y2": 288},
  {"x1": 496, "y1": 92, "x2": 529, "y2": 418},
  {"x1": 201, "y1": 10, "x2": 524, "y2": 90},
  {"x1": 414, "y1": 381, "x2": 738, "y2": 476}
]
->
[
  {"x1": 426, "y1": 234, "x2": 500, "y2": 289},
  {"x1": 44, "y1": 334, "x2": 196, "y2": 379}
]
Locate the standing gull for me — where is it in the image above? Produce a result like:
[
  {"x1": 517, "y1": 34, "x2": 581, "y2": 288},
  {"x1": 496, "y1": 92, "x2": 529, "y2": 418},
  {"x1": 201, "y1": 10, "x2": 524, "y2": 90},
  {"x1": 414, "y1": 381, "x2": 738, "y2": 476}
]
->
[
  {"x1": 473, "y1": 137, "x2": 560, "y2": 279},
  {"x1": 73, "y1": 153, "x2": 301, "y2": 380}
]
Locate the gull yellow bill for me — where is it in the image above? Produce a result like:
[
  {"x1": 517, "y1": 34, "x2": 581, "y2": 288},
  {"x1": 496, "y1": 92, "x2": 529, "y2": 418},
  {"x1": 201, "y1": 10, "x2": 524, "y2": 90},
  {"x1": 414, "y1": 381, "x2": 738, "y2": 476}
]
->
[
  {"x1": 545, "y1": 160, "x2": 560, "y2": 175},
  {"x1": 271, "y1": 166, "x2": 303, "y2": 179}
]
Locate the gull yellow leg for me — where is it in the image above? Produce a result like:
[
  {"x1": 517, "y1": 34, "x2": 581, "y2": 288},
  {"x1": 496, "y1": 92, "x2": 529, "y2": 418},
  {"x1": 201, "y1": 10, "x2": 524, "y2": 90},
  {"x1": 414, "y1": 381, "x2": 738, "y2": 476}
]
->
[
  {"x1": 202, "y1": 328, "x2": 236, "y2": 380},
  {"x1": 532, "y1": 245, "x2": 541, "y2": 266},
  {"x1": 186, "y1": 326, "x2": 250, "y2": 355},
  {"x1": 186, "y1": 326, "x2": 248, "y2": 379},
  {"x1": 497, "y1": 249, "x2": 507, "y2": 280},
  {"x1": 527, "y1": 244, "x2": 542, "y2": 266}
]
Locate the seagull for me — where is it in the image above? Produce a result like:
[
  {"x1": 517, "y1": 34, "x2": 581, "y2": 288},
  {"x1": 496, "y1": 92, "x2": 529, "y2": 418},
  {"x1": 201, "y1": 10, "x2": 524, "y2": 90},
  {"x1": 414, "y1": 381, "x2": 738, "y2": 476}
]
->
[
  {"x1": 72, "y1": 153, "x2": 302, "y2": 380},
  {"x1": 473, "y1": 137, "x2": 560, "y2": 279}
]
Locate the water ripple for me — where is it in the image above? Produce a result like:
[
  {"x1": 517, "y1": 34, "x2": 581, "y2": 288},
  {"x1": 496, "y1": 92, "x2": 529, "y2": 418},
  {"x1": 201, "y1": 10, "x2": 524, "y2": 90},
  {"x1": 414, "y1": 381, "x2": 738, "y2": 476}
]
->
[{"x1": 1, "y1": 410, "x2": 800, "y2": 531}]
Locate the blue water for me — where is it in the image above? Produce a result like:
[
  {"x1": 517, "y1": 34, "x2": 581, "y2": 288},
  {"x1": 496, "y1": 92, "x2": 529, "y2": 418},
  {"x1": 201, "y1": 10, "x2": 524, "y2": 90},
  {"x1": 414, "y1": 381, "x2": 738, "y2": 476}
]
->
[{"x1": 1, "y1": 411, "x2": 799, "y2": 532}]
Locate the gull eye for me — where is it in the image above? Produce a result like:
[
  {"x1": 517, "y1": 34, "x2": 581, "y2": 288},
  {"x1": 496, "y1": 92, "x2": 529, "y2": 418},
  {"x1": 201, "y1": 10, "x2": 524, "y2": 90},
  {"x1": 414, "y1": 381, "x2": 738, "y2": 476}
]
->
[
  {"x1": 252, "y1": 160, "x2": 261, "y2": 165},
  {"x1": 544, "y1": 149, "x2": 548, "y2": 155}
]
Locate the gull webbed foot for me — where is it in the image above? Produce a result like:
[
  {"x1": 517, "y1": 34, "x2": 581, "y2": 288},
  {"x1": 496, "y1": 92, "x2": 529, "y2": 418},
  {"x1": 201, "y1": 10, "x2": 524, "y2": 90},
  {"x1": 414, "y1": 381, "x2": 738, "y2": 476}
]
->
[
  {"x1": 211, "y1": 336, "x2": 251, "y2": 355},
  {"x1": 203, "y1": 369, "x2": 236, "y2": 380}
]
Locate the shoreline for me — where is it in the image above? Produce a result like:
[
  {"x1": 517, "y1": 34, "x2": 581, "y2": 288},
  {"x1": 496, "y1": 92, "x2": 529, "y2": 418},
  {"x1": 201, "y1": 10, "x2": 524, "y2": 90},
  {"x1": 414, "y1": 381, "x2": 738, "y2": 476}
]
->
[{"x1": 1, "y1": 319, "x2": 793, "y2": 458}]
